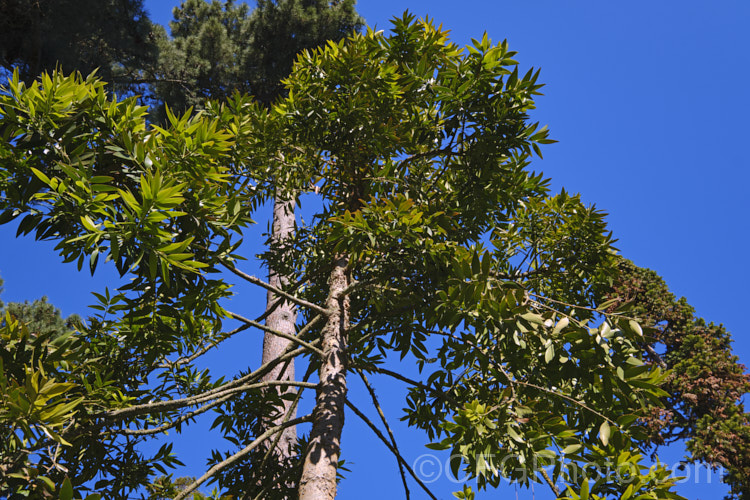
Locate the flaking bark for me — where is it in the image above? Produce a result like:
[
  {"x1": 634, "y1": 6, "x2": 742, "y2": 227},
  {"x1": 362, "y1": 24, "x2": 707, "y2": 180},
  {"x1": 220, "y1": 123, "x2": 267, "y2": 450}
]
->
[{"x1": 298, "y1": 255, "x2": 350, "y2": 500}]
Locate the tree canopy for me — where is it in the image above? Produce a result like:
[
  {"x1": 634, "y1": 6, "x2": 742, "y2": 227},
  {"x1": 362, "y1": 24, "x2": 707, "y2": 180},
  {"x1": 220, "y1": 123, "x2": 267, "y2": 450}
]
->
[
  {"x1": 153, "y1": 0, "x2": 362, "y2": 111},
  {"x1": 0, "y1": 0, "x2": 363, "y2": 119},
  {"x1": 0, "y1": 0, "x2": 158, "y2": 86},
  {"x1": 0, "y1": 8, "x2": 747, "y2": 500},
  {"x1": 601, "y1": 258, "x2": 750, "y2": 498}
]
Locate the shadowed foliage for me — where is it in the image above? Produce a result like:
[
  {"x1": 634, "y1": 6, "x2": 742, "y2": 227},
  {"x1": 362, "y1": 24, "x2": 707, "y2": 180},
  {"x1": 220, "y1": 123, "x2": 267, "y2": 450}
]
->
[{"x1": 0, "y1": 0, "x2": 159, "y2": 86}]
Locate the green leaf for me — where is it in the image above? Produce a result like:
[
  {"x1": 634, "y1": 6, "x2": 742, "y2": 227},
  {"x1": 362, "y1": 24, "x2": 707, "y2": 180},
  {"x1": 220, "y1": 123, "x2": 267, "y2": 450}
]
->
[
  {"x1": 80, "y1": 215, "x2": 98, "y2": 232},
  {"x1": 598, "y1": 421, "x2": 611, "y2": 446},
  {"x1": 59, "y1": 478, "x2": 73, "y2": 500},
  {"x1": 426, "y1": 440, "x2": 451, "y2": 451},
  {"x1": 30, "y1": 167, "x2": 51, "y2": 185},
  {"x1": 38, "y1": 475, "x2": 56, "y2": 491},
  {"x1": 552, "y1": 316, "x2": 569, "y2": 335},
  {"x1": 561, "y1": 443, "x2": 581, "y2": 455},
  {"x1": 628, "y1": 319, "x2": 643, "y2": 336},
  {"x1": 544, "y1": 344, "x2": 555, "y2": 363},
  {"x1": 520, "y1": 312, "x2": 544, "y2": 325},
  {"x1": 580, "y1": 478, "x2": 590, "y2": 500},
  {"x1": 616, "y1": 414, "x2": 638, "y2": 427}
]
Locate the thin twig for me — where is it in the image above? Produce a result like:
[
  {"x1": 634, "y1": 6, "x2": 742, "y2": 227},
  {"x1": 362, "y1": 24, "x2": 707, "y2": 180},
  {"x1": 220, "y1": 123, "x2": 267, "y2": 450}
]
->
[
  {"x1": 528, "y1": 292, "x2": 641, "y2": 322},
  {"x1": 436, "y1": 330, "x2": 619, "y2": 427},
  {"x1": 397, "y1": 144, "x2": 461, "y2": 172},
  {"x1": 220, "y1": 261, "x2": 330, "y2": 315},
  {"x1": 164, "y1": 313, "x2": 320, "y2": 405},
  {"x1": 253, "y1": 294, "x2": 283, "y2": 324},
  {"x1": 251, "y1": 365, "x2": 316, "y2": 500},
  {"x1": 338, "y1": 278, "x2": 379, "y2": 298},
  {"x1": 226, "y1": 310, "x2": 325, "y2": 357},
  {"x1": 159, "y1": 323, "x2": 251, "y2": 369},
  {"x1": 492, "y1": 267, "x2": 554, "y2": 281},
  {"x1": 121, "y1": 391, "x2": 235, "y2": 436},
  {"x1": 357, "y1": 369, "x2": 410, "y2": 499},
  {"x1": 644, "y1": 344, "x2": 668, "y2": 369},
  {"x1": 345, "y1": 400, "x2": 439, "y2": 500},
  {"x1": 119, "y1": 381, "x2": 318, "y2": 436},
  {"x1": 104, "y1": 380, "x2": 315, "y2": 423},
  {"x1": 539, "y1": 467, "x2": 561, "y2": 497},
  {"x1": 102, "y1": 346, "x2": 315, "y2": 422},
  {"x1": 367, "y1": 366, "x2": 460, "y2": 406}
]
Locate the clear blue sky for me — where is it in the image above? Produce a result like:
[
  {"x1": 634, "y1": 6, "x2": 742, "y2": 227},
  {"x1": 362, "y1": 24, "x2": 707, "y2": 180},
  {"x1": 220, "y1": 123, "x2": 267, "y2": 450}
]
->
[{"x1": 1, "y1": 1, "x2": 748, "y2": 498}]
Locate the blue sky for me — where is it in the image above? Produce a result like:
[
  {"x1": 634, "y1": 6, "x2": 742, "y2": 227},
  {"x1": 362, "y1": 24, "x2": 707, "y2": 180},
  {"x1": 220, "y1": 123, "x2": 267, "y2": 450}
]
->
[{"x1": 1, "y1": 1, "x2": 749, "y2": 498}]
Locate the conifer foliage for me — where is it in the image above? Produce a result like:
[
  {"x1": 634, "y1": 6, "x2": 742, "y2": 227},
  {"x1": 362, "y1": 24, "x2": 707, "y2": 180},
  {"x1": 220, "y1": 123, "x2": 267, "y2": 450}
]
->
[
  {"x1": 603, "y1": 258, "x2": 750, "y2": 498},
  {"x1": 0, "y1": 0, "x2": 158, "y2": 85},
  {"x1": 144, "y1": 0, "x2": 363, "y2": 117}
]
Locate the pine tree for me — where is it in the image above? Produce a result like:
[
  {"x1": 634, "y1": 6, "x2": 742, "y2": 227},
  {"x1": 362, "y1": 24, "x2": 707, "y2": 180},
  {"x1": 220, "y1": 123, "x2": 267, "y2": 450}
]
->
[
  {"x1": 0, "y1": 0, "x2": 158, "y2": 86},
  {"x1": 150, "y1": 0, "x2": 363, "y2": 114}
]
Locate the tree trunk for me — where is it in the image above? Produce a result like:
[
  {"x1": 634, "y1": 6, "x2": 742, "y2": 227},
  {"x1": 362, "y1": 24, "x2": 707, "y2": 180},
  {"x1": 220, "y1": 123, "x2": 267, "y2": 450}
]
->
[
  {"x1": 298, "y1": 254, "x2": 350, "y2": 500},
  {"x1": 261, "y1": 195, "x2": 297, "y2": 457}
]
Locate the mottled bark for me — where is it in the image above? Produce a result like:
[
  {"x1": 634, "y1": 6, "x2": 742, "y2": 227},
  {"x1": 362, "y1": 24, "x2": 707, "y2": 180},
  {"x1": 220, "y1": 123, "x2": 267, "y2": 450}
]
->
[
  {"x1": 261, "y1": 195, "x2": 297, "y2": 457},
  {"x1": 298, "y1": 255, "x2": 350, "y2": 500}
]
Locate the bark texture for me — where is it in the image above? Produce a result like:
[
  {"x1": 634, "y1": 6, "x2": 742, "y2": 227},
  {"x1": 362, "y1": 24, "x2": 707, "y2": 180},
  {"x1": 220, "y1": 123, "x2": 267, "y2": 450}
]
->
[
  {"x1": 261, "y1": 196, "x2": 298, "y2": 457},
  {"x1": 298, "y1": 255, "x2": 350, "y2": 500}
]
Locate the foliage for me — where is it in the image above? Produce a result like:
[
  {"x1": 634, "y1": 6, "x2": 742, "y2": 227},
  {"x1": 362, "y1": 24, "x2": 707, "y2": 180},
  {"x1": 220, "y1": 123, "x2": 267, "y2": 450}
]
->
[
  {"x1": 242, "y1": 0, "x2": 363, "y2": 105},
  {"x1": 147, "y1": 475, "x2": 232, "y2": 499},
  {"x1": 0, "y1": 0, "x2": 362, "y2": 120},
  {"x1": 601, "y1": 258, "x2": 750, "y2": 498},
  {"x1": 0, "y1": 284, "x2": 170, "y2": 498},
  {"x1": 3, "y1": 297, "x2": 78, "y2": 338},
  {"x1": 147, "y1": 0, "x2": 363, "y2": 119},
  {"x1": 0, "y1": 0, "x2": 158, "y2": 86},
  {"x1": 0, "y1": 13, "x2": 697, "y2": 500},
  {"x1": 0, "y1": 68, "x2": 257, "y2": 498}
]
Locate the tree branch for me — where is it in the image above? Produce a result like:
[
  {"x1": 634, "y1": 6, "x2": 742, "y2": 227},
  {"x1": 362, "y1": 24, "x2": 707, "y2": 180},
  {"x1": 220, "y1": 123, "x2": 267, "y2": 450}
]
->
[
  {"x1": 226, "y1": 310, "x2": 325, "y2": 357},
  {"x1": 345, "y1": 399, "x2": 438, "y2": 500},
  {"x1": 366, "y1": 365, "x2": 461, "y2": 406},
  {"x1": 173, "y1": 414, "x2": 313, "y2": 500},
  {"x1": 166, "y1": 314, "x2": 321, "y2": 405},
  {"x1": 528, "y1": 292, "x2": 641, "y2": 322},
  {"x1": 220, "y1": 261, "x2": 330, "y2": 315},
  {"x1": 159, "y1": 323, "x2": 251, "y2": 369},
  {"x1": 119, "y1": 381, "x2": 317, "y2": 436},
  {"x1": 644, "y1": 344, "x2": 668, "y2": 369},
  {"x1": 413, "y1": 322, "x2": 628, "y2": 436},
  {"x1": 104, "y1": 380, "x2": 316, "y2": 423},
  {"x1": 120, "y1": 389, "x2": 237, "y2": 437},
  {"x1": 437, "y1": 329, "x2": 620, "y2": 427},
  {"x1": 539, "y1": 467, "x2": 561, "y2": 497},
  {"x1": 397, "y1": 144, "x2": 461, "y2": 171},
  {"x1": 252, "y1": 365, "x2": 316, "y2": 500},
  {"x1": 357, "y1": 369, "x2": 410, "y2": 499},
  {"x1": 492, "y1": 267, "x2": 556, "y2": 281}
]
